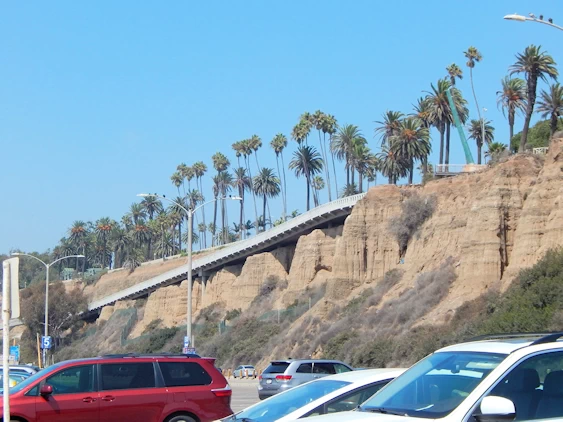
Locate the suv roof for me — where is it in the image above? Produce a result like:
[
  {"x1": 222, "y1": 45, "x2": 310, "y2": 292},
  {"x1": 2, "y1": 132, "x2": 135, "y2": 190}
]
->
[
  {"x1": 270, "y1": 359, "x2": 349, "y2": 364},
  {"x1": 437, "y1": 332, "x2": 563, "y2": 355}
]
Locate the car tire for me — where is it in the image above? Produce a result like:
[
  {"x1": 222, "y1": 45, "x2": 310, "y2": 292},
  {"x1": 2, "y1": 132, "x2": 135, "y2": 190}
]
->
[{"x1": 166, "y1": 415, "x2": 196, "y2": 422}]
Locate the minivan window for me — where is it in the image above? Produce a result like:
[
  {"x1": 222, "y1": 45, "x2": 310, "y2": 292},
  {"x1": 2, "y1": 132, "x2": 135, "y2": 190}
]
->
[
  {"x1": 264, "y1": 362, "x2": 290, "y2": 374},
  {"x1": 313, "y1": 363, "x2": 336, "y2": 374},
  {"x1": 46, "y1": 365, "x2": 95, "y2": 395},
  {"x1": 101, "y1": 363, "x2": 155, "y2": 390},
  {"x1": 159, "y1": 362, "x2": 212, "y2": 387}
]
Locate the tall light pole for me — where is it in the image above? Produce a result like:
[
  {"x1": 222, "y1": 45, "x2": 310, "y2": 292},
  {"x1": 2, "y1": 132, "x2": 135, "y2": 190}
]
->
[
  {"x1": 137, "y1": 193, "x2": 241, "y2": 347},
  {"x1": 504, "y1": 14, "x2": 563, "y2": 31},
  {"x1": 12, "y1": 252, "x2": 84, "y2": 367}
]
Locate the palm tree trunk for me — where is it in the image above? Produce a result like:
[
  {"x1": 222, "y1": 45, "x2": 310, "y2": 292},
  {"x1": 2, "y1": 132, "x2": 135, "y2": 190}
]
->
[
  {"x1": 178, "y1": 222, "x2": 182, "y2": 254},
  {"x1": 408, "y1": 160, "x2": 414, "y2": 185},
  {"x1": 358, "y1": 171, "x2": 363, "y2": 192},
  {"x1": 198, "y1": 177, "x2": 207, "y2": 248},
  {"x1": 212, "y1": 195, "x2": 218, "y2": 247},
  {"x1": 520, "y1": 76, "x2": 538, "y2": 153},
  {"x1": 550, "y1": 113, "x2": 558, "y2": 137},
  {"x1": 319, "y1": 131, "x2": 332, "y2": 202},
  {"x1": 445, "y1": 124, "x2": 451, "y2": 165},
  {"x1": 246, "y1": 157, "x2": 259, "y2": 235},
  {"x1": 439, "y1": 126, "x2": 445, "y2": 165},
  {"x1": 280, "y1": 152, "x2": 288, "y2": 220},
  {"x1": 305, "y1": 174, "x2": 311, "y2": 211},
  {"x1": 263, "y1": 195, "x2": 267, "y2": 231},
  {"x1": 275, "y1": 154, "x2": 284, "y2": 218},
  {"x1": 469, "y1": 67, "x2": 483, "y2": 143},
  {"x1": 239, "y1": 190, "x2": 244, "y2": 240},
  {"x1": 477, "y1": 143, "x2": 482, "y2": 165},
  {"x1": 509, "y1": 112, "x2": 515, "y2": 148},
  {"x1": 331, "y1": 150, "x2": 339, "y2": 200}
]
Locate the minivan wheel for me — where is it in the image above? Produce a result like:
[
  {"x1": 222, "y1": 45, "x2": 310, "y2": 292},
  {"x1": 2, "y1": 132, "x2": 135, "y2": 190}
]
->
[{"x1": 166, "y1": 415, "x2": 196, "y2": 422}]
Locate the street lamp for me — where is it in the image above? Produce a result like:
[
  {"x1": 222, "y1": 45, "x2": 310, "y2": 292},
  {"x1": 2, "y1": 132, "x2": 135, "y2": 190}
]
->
[
  {"x1": 504, "y1": 14, "x2": 563, "y2": 31},
  {"x1": 12, "y1": 252, "x2": 84, "y2": 367},
  {"x1": 137, "y1": 193, "x2": 242, "y2": 347}
]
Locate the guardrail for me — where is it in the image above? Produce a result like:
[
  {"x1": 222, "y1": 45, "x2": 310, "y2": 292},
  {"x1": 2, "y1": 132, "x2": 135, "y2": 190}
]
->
[
  {"x1": 88, "y1": 193, "x2": 366, "y2": 312},
  {"x1": 434, "y1": 164, "x2": 487, "y2": 175}
]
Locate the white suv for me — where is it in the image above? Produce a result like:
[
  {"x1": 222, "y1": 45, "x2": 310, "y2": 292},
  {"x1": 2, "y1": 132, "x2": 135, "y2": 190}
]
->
[{"x1": 295, "y1": 333, "x2": 563, "y2": 422}]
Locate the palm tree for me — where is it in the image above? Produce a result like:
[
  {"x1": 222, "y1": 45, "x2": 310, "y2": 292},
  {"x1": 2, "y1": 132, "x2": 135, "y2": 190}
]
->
[
  {"x1": 253, "y1": 168, "x2": 280, "y2": 229},
  {"x1": 340, "y1": 183, "x2": 358, "y2": 198},
  {"x1": 239, "y1": 139, "x2": 259, "y2": 232},
  {"x1": 510, "y1": 45, "x2": 558, "y2": 152},
  {"x1": 311, "y1": 176, "x2": 325, "y2": 207},
  {"x1": 216, "y1": 171, "x2": 233, "y2": 244},
  {"x1": 289, "y1": 145, "x2": 323, "y2": 211},
  {"x1": 270, "y1": 134, "x2": 288, "y2": 219},
  {"x1": 349, "y1": 141, "x2": 374, "y2": 192},
  {"x1": 464, "y1": 46, "x2": 484, "y2": 136},
  {"x1": 374, "y1": 111, "x2": 404, "y2": 146},
  {"x1": 376, "y1": 145, "x2": 409, "y2": 185},
  {"x1": 94, "y1": 217, "x2": 114, "y2": 268},
  {"x1": 232, "y1": 167, "x2": 251, "y2": 239},
  {"x1": 468, "y1": 119, "x2": 495, "y2": 164},
  {"x1": 310, "y1": 110, "x2": 333, "y2": 202},
  {"x1": 249, "y1": 134, "x2": 263, "y2": 170},
  {"x1": 536, "y1": 83, "x2": 563, "y2": 137},
  {"x1": 169, "y1": 197, "x2": 188, "y2": 253},
  {"x1": 211, "y1": 152, "x2": 231, "y2": 245},
  {"x1": 323, "y1": 114, "x2": 339, "y2": 198},
  {"x1": 128, "y1": 202, "x2": 147, "y2": 225},
  {"x1": 69, "y1": 220, "x2": 88, "y2": 272},
  {"x1": 331, "y1": 124, "x2": 366, "y2": 186},
  {"x1": 446, "y1": 63, "x2": 463, "y2": 86},
  {"x1": 170, "y1": 172, "x2": 183, "y2": 196},
  {"x1": 485, "y1": 142, "x2": 508, "y2": 162},
  {"x1": 180, "y1": 164, "x2": 195, "y2": 191},
  {"x1": 412, "y1": 97, "x2": 433, "y2": 129},
  {"x1": 197, "y1": 222, "x2": 207, "y2": 249},
  {"x1": 389, "y1": 118, "x2": 431, "y2": 184},
  {"x1": 365, "y1": 158, "x2": 380, "y2": 189},
  {"x1": 141, "y1": 196, "x2": 163, "y2": 221},
  {"x1": 291, "y1": 119, "x2": 311, "y2": 144},
  {"x1": 192, "y1": 161, "x2": 208, "y2": 246},
  {"x1": 496, "y1": 76, "x2": 527, "y2": 143}
]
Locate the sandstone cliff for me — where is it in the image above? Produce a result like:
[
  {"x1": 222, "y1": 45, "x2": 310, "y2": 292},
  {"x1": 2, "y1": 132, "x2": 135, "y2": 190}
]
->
[{"x1": 99, "y1": 136, "x2": 563, "y2": 350}]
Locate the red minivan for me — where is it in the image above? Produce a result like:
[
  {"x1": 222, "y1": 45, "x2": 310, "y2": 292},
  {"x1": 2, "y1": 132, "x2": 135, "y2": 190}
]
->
[{"x1": 0, "y1": 353, "x2": 233, "y2": 422}]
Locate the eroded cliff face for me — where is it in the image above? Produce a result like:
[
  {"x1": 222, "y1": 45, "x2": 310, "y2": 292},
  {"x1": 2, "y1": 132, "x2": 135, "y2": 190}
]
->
[{"x1": 105, "y1": 137, "x2": 563, "y2": 338}]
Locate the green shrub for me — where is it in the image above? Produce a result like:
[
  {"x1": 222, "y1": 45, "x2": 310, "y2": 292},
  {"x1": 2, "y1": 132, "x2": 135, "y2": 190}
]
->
[{"x1": 225, "y1": 308, "x2": 242, "y2": 321}]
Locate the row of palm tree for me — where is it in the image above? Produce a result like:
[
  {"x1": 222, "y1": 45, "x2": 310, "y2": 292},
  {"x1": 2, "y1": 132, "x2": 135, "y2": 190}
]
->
[{"x1": 48, "y1": 45, "x2": 561, "y2": 276}]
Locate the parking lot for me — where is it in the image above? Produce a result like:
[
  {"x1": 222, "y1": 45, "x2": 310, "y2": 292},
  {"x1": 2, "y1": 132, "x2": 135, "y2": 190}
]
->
[{"x1": 229, "y1": 377, "x2": 260, "y2": 413}]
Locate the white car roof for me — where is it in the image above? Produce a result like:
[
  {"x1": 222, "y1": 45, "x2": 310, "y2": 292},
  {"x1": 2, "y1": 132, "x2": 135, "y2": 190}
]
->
[{"x1": 320, "y1": 368, "x2": 405, "y2": 383}]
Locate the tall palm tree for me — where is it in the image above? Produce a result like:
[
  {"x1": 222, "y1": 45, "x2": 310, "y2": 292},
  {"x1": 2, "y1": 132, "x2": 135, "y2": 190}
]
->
[
  {"x1": 365, "y1": 158, "x2": 380, "y2": 189},
  {"x1": 192, "y1": 161, "x2": 208, "y2": 246},
  {"x1": 349, "y1": 141, "x2": 373, "y2": 192},
  {"x1": 216, "y1": 171, "x2": 233, "y2": 244},
  {"x1": 464, "y1": 46, "x2": 484, "y2": 135},
  {"x1": 374, "y1": 111, "x2": 404, "y2": 146},
  {"x1": 411, "y1": 97, "x2": 433, "y2": 129},
  {"x1": 536, "y1": 83, "x2": 563, "y2": 137},
  {"x1": 331, "y1": 124, "x2": 366, "y2": 185},
  {"x1": 249, "y1": 134, "x2": 263, "y2": 170},
  {"x1": 176, "y1": 163, "x2": 189, "y2": 194},
  {"x1": 510, "y1": 45, "x2": 558, "y2": 152},
  {"x1": 468, "y1": 119, "x2": 495, "y2": 164},
  {"x1": 311, "y1": 176, "x2": 325, "y2": 207},
  {"x1": 169, "y1": 197, "x2": 188, "y2": 253},
  {"x1": 94, "y1": 217, "x2": 114, "y2": 269},
  {"x1": 389, "y1": 118, "x2": 431, "y2": 185},
  {"x1": 111, "y1": 225, "x2": 132, "y2": 268},
  {"x1": 446, "y1": 63, "x2": 463, "y2": 86},
  {"x1": 232, "y1": 167, "x2": 251, "y2": 239},
  {"x1": 141, "y1": 196, "x2": 163, "y2": 221},
  {"x1": 232, "y1": 141, "x2": 243, "y2": 168},
  {"x1": 270, "y1": 134, "x2": 288, "y2": 219},
  {"x1": 376, "y1": 145, "x2": 409, "y2": 185},
  {"x1": 289, "y1": 145, "x2": 323, "y2": 211},
  {"x1": 240, "y1": 139, "x2": 259, "y2": 232},
  {"x1": 496, "y1": 76, "x2": 527, "y2": 143},
  {"x1": 170, "y1": 172, "x2": 183, "y2": 196},
  {"x1": 323, "y1": 114, "x2": 339, "y2": 198},
  {"x1": 253, "y1": 168, "x2": 281, "y2": 230},
  {"x1": 311, "y1": 110, "x2": 332, "y2": 202},
  {"x1": 69, "y1": 220, "x2": 88, "y2": 272},
  {"x1": 291, "y1": 119, "x2": 311, "y2": 144},
  {"x1": 180, "y1": 165, "x2": 195, "y2": 191},
  {"x1": 128, "y1": 202, "x2": 147, "y2": 225},
  {"x1": 211, "y1": 152, "x2": 230, "y2": 245}
]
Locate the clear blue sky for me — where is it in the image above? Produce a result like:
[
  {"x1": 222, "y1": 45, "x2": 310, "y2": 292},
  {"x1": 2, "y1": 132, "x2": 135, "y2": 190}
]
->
[{"x1": 1, "y1": 0, "x2": 561, "y2": 254}]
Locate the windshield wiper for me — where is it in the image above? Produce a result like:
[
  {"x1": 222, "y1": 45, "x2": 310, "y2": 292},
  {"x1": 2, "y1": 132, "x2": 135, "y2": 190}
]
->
[{"x1": 361, "y1": 407, "x2": 408, "y2": 416}]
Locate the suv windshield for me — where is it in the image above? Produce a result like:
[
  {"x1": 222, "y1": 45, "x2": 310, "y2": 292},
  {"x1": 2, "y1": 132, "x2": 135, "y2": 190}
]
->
[
  {"x1": 360, "y1": 352, "x2": 506, "y2": 418},
  {"x1": 263, "y1": 362, "x2": 290, "y2": 374},
  {"x1": 231, "y1": 379, "x2": 349, "y2": 421}
]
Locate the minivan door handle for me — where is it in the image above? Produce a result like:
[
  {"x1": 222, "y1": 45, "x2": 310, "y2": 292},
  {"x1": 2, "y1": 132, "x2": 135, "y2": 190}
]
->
[
  {"x1": 101, "y1": 395, "x2": 115, "y2": 402},
  {"x1": 82, "y1": 396, "x2": 97, "y2": 403}
]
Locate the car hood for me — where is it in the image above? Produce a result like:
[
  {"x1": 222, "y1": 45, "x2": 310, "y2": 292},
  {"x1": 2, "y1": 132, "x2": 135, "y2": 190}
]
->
[{"x1": 289, "y1": 411, "x2": 427, "y2": 422}]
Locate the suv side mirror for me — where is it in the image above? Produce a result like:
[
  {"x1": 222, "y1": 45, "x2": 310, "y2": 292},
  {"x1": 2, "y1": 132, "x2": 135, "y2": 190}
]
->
[
  {"x1": 473, "y1": 396, "x2": 516, "y2": 422},
  {"x1": 40, "y1": 384, "x2": 53, "y2": 396}
]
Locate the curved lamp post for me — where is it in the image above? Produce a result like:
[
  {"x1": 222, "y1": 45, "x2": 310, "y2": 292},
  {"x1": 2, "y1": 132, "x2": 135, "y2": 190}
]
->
[
  {"x1": 504, "y1": 14, "x2": 563, "y2": 31},
  {"x1": 137, "y1": 193, "x2": 241, "y2": 347},
  {"x1": 12, "y1": 252, "x2": 84, "y2": 366}
]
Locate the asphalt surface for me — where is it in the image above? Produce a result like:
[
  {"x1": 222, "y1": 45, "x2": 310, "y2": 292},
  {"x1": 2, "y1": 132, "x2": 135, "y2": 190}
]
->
[{"x1": 229, "y1": 377, "x2": 260, "y2": 413}]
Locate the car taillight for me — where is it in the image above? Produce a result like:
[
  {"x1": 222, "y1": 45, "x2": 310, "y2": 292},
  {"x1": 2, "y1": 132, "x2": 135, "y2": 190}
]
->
[
  {"x1": 275, "y1": 375, "x2": 292, "y2": 382},
  {"x1": 211, "y1": 385, "x2": 232, "y2": 397}
]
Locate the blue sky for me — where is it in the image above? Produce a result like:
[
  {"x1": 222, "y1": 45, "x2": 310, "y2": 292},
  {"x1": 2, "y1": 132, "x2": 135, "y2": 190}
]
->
[{"x1": 1, "y1": 0, "x2": 561, "y2": 254}]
